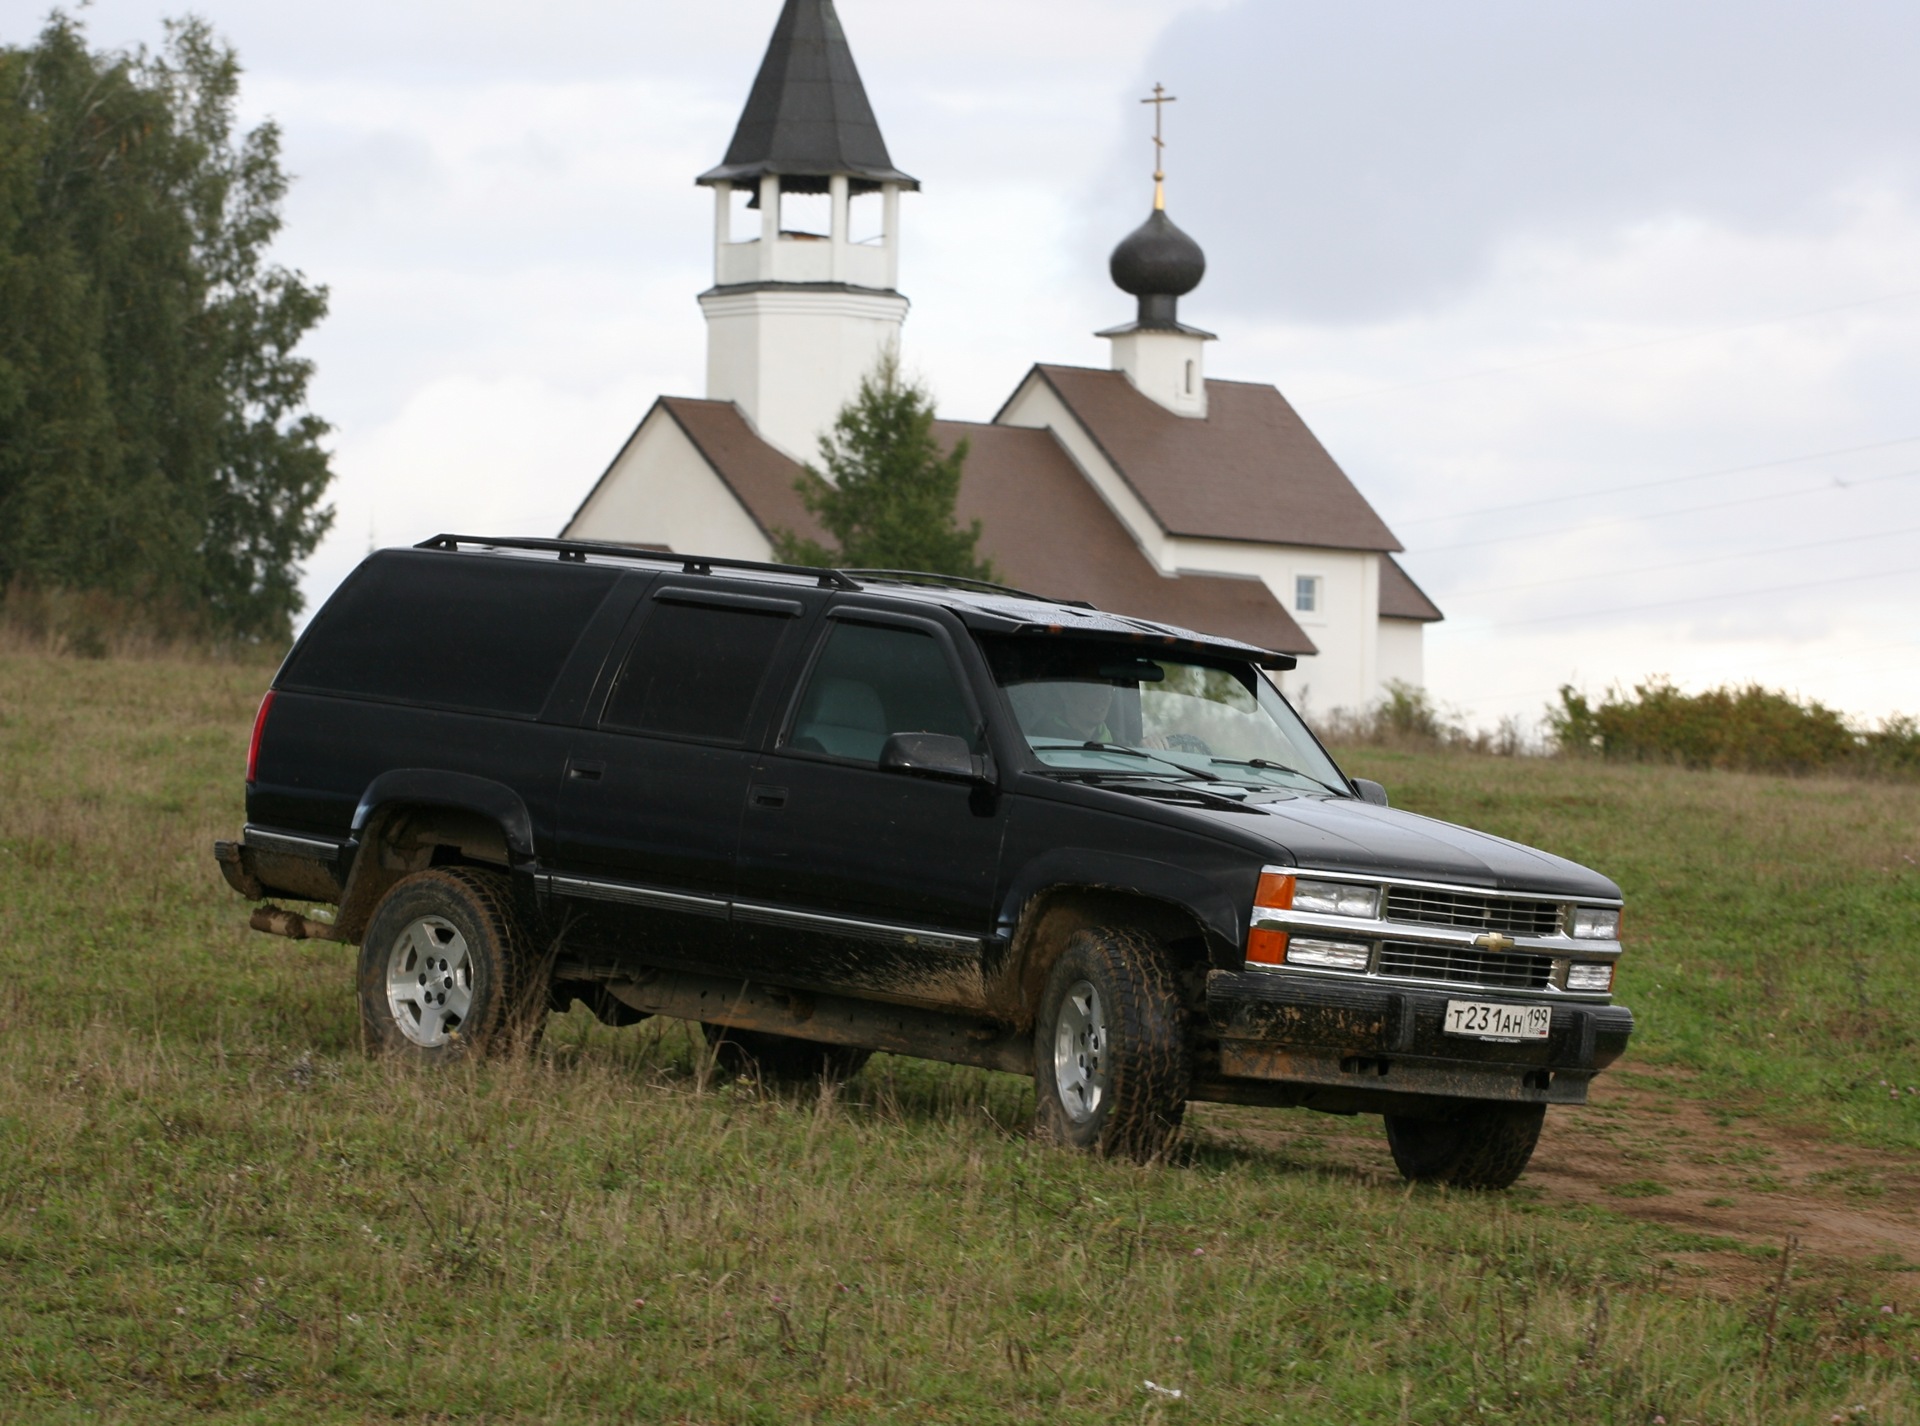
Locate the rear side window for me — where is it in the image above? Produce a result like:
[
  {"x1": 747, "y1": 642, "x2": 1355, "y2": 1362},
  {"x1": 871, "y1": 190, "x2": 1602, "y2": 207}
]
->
[
  {"x1": 602, "y1": 600, "x2": 793, "y2": 744},
  {"x1": 788, "y1": 620, "x2": 976, "y2": 763},
  {"x1": 281, "y1": 552, "x2": 619, "y2": 717}
]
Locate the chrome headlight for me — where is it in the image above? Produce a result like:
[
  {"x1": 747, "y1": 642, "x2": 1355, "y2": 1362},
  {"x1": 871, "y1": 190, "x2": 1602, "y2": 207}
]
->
[
  {"x1": 1570, "y1": 906, "x2": 1621, "y2": 940},
  {"x1": 1286, "y1": 938, "x2": 1372, "y2": 971},
  {"x1": 1566, "y1": 962, "x2": 1615, "y2": 992},
  {"x1": 1293, "y1": 879, "x2": 1381, "y2": 918}
]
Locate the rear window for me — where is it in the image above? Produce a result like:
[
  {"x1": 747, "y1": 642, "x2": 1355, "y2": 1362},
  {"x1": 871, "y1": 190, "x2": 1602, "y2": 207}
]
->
[
  {"x1": 602, "y1": 598, "x2": 796, "y2": 744},
  {"x1": 280, "y1": 551, "x2": 620, "y2": 717}
]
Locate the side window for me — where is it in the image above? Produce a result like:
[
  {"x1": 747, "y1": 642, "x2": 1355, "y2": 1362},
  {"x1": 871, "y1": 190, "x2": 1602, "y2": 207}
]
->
[
  {"x1": 788, "y1": 621, "x2": 975, "y2": 764},
  {"x1": 602, "y1": 601, "x2": 791, "y2": 744}
]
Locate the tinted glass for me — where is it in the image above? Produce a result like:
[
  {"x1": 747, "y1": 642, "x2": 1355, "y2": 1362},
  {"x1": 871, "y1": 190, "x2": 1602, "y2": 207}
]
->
[
  {"x1": 983, "y1": 636, "x2": 1348, "y2": 795},
  {"x1": 603, "y1": 600, "x2": 790, "y2": 743},
  {"x1": 789, "y1": 621, "x2": 975, "y2": 763},
  {"x1": 280, "y1": 551, "x2": 619, "y2": 717}
]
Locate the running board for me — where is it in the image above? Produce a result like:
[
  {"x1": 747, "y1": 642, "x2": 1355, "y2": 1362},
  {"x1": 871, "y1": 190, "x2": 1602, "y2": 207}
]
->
[{"x1": 602, "y1": 969, "x2": 1033, "y2": 1076}]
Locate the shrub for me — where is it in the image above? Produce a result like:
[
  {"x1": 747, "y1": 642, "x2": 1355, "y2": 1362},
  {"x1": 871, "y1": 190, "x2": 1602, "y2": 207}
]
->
[{"x1": 1546, "y1": 679, "x2": 1919, "y2": 777}]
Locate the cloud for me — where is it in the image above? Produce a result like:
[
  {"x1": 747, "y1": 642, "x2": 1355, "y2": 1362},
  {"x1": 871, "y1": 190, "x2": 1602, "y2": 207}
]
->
[{"x1": 1142, "y1": 0, "x2": 1920, "y2": 321}]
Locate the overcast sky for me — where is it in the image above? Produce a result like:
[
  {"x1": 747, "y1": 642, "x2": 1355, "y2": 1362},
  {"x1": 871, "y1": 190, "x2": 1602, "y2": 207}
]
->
[{"x1": 17, "y1": 0, "x2": 1920, "y2": 729}]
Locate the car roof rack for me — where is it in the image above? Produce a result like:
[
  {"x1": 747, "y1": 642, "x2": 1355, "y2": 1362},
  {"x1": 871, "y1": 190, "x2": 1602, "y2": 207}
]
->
[
  {"x1": 838, "y1": 568, "x2": 1097, "y2": 609},
  {"x1": 416, "y1": 534, "x2": 862, "y2": 591}
]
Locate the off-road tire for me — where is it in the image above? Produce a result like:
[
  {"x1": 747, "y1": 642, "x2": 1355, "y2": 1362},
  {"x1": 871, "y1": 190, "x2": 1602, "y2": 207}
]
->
[
  {"x1": 702, "y1": 1024, "x2": 871, "y2": 1085},
  {"x1": 357, "y1": 868, "x2": 545, "y2": 1060},
  {"x1": 1031, "y1": 925, "x2": 1191, "y2": 1163},
  {"x1": 1383, "y1": 1102, "x2": 1546, "y2": 1190}
]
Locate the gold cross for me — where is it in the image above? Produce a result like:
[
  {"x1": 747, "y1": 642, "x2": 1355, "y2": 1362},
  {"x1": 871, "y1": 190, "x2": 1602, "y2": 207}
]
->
[{"x1": 1141, "y1": 82, "x2": 1177, "y2": 209}]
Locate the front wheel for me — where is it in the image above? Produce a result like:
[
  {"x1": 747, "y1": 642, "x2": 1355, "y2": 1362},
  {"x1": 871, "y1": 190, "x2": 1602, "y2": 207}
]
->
[
  {"x1": 357, "y1": 868, "x2": 543, "y2": 1060},
  {"x1": 1031, "y1": 926, "x2": 1191, "y2": 1162},
  {"x1": 1383, "y1": 1102, "x2": 1546, "y2": 1190}
]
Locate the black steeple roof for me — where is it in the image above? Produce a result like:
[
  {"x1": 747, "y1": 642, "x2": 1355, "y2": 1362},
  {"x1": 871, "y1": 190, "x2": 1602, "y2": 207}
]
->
[{"x1": 697, "y1": 0, "x2": 918, "y2": 195}]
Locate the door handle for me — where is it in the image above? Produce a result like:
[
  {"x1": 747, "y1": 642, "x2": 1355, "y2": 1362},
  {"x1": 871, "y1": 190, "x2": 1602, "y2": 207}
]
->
[
  {"x1": 567, "y1": 761, "x2": 605, "y2": 782},
  {"x1": 749, "y1": 784, "x2": 788, "y2": 809}
]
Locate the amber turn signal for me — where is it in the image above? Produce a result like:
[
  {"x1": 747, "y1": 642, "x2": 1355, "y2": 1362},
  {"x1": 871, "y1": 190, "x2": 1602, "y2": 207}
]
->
[
  {"x1": 1246, "y1": 928, "x2": 1290, "y2": 965},
  {"x1": 1254, "y1": 871, "x2": 1295, "y2": 909}
]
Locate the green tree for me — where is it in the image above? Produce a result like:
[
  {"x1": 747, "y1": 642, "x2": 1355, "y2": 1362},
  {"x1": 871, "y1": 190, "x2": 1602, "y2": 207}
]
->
[
  {"x1": 0, "y1": 13, "x2": 333, "y2": 640},
  {"x1": 771, "y1": 352, "x2": 995, "y2": 581}
]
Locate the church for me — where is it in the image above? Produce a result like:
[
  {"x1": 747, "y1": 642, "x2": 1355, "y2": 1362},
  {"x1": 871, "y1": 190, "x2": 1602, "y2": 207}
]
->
[{"x1": 562, "y1": 0, "x2": 1440, "y2": 715}]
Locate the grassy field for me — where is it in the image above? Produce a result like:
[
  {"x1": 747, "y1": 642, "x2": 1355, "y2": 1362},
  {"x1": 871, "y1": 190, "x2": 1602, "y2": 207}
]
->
[{"x1": 1, "y1": 649, "x2": 1917, "y2": 1424}]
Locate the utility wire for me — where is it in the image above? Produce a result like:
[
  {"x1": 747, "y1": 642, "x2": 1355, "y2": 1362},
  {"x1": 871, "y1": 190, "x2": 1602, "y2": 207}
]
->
[
  {"x1": 1301, "y1": 286, "x2": 1920, "y2": 406},
  {"x1": 1394, "y1": 433, "x2": 1920, "y2": 528},
  {"x1": 1445, "y1": 635, "x2": 1920, "y2": 711},
  {"x1": 1413, "y1": 465, "x2": 1920, "y2": 555},
  {"x1": 1481, "y1": 565, "x2": 1918, "y2": 630},
  {"x1": 1440, "y1": 521, "x2": 1920, "y2": 600}
]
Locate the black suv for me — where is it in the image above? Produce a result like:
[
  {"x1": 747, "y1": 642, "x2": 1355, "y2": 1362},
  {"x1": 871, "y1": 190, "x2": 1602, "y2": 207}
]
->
[{"x1": 216, "y1": 536, "x2": 1631, "y2": 1187}]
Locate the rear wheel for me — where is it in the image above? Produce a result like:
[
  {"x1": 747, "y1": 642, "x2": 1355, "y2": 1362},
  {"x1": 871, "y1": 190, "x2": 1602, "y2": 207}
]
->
[
  {"x1": 1383, "y1": 1102, "x2": 1546, "y2": 1189},
  {"x1": 1031, "y1": 926, "x2": 1190, "y2": 1162},
  {"x1": 357, "y1": 868, "x2": 543, "y2": 1060},
  {"x1": 701, "y1": 1024, "x2": 870, "y2": 1084}
]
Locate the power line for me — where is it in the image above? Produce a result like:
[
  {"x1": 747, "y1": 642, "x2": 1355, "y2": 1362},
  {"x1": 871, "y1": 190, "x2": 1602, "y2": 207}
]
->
[
  {"x1": 1444, "y1": 635, "x2": 1920, "y2": 711},
  {"x1": 1394, "y1": 433, "x2": 1920, "y2": 528},
  {"x1": 1481, "y1": 565, "x2": 1918, "y2": 630},
  {"x1": 1414, "y1": 465, "x2": 1920, "y2": 555},
  {"x1": 1299, "y1": 286, "x2": 1920, "y2": 406},
  {"x1": 1439, "y1": 521, "x2": 1920, "y2": 600}
]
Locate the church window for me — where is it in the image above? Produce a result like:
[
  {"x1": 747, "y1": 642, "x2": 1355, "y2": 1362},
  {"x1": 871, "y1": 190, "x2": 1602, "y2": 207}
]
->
[
  {"x1": 1185, "y1": 360, "x2": 1195, "y2": 394},
  {"x1": 1295, "y1": 575, "x2": 1322, "y2": 614}
]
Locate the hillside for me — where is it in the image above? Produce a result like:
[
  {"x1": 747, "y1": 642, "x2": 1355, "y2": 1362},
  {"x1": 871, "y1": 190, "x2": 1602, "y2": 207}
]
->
[{"x1": 1, "y1": 650, "x2": 1915, "y2": 1423}]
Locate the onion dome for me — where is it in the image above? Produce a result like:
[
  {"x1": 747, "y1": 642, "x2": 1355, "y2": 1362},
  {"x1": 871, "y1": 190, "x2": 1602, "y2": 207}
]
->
[{"x1": 1108, "y1": 209, "x2": 1206, "y2": 328}]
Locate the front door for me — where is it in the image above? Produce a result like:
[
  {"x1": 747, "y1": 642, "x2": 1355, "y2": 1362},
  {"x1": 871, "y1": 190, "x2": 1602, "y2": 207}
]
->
[
  {"x1": 733, "y1": 612, "x2": 1007, "y2": 1009},
  {"x1": 550, "y1": 584, "x2": 808, "y2": 971}
]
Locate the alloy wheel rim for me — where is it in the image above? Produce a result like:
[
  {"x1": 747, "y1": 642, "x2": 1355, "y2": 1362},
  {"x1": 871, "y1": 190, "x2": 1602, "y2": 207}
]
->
[
  {"x1": 385, "y1": 915, "x2": 474, "y2": 1047},
  {"x1": 1052, "y1": 978, "x2": 1109, "y2": 1124}
]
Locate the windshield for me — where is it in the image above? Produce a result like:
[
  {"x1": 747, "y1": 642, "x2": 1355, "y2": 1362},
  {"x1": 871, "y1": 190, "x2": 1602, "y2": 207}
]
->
[{"x1": 981, "y1": 636, "x2": 1350, "y2": 795}]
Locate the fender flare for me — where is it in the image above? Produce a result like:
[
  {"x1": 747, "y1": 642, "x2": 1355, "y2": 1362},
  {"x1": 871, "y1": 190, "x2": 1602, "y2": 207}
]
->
[
  {"x1": 349, "y1": 769, "x2": 536, "y2": 861},
  {"x1": 996, "y1": 848, "x2": 1245, "y2": 966}
]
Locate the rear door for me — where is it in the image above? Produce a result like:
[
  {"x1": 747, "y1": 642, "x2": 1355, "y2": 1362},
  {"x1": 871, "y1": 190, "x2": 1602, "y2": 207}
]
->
[
  {"x1": 548, "y1": 584, "x2": 813, "y2": 970},
  {"x1": 732, "y1": 607, "x2": 1008, "y2": 1009}
]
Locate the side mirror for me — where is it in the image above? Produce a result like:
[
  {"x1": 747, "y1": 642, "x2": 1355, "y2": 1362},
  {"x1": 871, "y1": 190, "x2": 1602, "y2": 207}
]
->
[
  {"x1": 879, "y1": 731, "x2": 979, "y2": 782},
  {"x1": 1351, "y1": 777, "x2": 1390, "y2": 807}
]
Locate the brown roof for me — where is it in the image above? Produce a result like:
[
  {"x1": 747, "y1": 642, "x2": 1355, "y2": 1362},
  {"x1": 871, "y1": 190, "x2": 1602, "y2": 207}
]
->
[
  {"x1": 659, "y1": 397, "x2": 829, "y2": 546},
  {"x1": 1009, "y1": 365, "x2": 1402, "y2": 553},
  {"x1": 936, "y1": 422, "x2": 1315, "y2": 655},
  {"x1": 1379, "y1": 555, "x2": 1443, "y2": 622}
]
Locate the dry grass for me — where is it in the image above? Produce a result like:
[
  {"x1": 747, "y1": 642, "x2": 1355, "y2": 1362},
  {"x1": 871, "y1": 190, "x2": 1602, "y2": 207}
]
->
[{"x1": 2, "y1": 649, "x2": 1917, "y2": 1423}]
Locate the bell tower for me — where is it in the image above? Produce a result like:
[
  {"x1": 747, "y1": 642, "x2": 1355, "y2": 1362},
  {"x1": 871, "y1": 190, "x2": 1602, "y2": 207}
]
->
[{"x1": 695, "y1": 0, "x2": 918, "y2": 461}]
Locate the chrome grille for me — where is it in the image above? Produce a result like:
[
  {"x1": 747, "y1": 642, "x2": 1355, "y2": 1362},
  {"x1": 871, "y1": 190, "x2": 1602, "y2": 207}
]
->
[
  {"x1": 1376, "y1": 941, "x2": 1554, "y2": 991},
  {"x1": 1384, "y1": 887, "x2": 1561, "y2": 937}
]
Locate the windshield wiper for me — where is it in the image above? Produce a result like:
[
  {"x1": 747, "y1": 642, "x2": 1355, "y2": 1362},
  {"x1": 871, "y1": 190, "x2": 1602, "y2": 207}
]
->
[
  {"x1": 1031, "y1": 739, "x2": 1221, "y2": 781},
  {"x1": 1209, "y1": 756, "x2": 1346, "y2": 797}
]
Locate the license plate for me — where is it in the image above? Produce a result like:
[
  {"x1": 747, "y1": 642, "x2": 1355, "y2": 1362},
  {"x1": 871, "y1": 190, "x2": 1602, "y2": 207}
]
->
[{"x1": 1444, "y1": 999, "x2": 1551, "y2": 1041}]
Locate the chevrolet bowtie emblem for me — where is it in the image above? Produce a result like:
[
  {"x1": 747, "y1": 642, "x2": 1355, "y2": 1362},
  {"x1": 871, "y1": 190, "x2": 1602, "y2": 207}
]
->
[{"x1": 1473, "y1": 932, "x2": 1516, "y2": 953}]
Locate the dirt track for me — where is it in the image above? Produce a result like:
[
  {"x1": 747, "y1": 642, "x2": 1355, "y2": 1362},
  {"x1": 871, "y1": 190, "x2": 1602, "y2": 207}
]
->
[{"x1": 1192, "y1": 1067, "x2": 1920, "y2": 1295}]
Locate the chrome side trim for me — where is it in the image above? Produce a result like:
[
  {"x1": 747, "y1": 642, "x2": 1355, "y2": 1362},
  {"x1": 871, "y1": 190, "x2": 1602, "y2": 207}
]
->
[
  {"x1": 243, "y1": 825, "x2": 347, "y2": 859},
  {"x1": 731, "y1": 901, "x2": 981, "y2": 955},
  {"x1": 542, "y1": 873, "x2": 729, "y2": 920}
]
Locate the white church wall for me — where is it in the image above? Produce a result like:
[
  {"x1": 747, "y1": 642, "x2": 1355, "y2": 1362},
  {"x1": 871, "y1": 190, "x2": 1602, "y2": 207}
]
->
[
  {"x1": 1108, "y1": 329, "x2": 1209, "y2": 417},
  {"x1": 1376, "y1": 618, "x2": 1426, "y2": 693},
  {"x1": 700, "y1": 285, "x2": 908, "y2": 461},
  {"x1": 565, "y1": 408, "x2": 772, "y2": 559},
  {"x1": 998, "y1": 374, "x2": 1395, "y2": 716},
  {"x1": 1165, "y1": 541, "x2": 1380, "y2": 716}
]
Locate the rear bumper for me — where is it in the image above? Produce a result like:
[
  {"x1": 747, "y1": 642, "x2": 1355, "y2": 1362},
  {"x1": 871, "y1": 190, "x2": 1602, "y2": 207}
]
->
[
  {"x1": 1196, "y1": 968, "x2": 1633, "y2": 1113},
  {"x1": 213, "y1": 827, "x2": 350, "y2": 904}
]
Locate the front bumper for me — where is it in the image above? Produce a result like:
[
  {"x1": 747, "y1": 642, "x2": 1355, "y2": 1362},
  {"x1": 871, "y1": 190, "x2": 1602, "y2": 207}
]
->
[{"x1": 1194, "y1": 968, "x2": 1634, "y2": 1114}]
